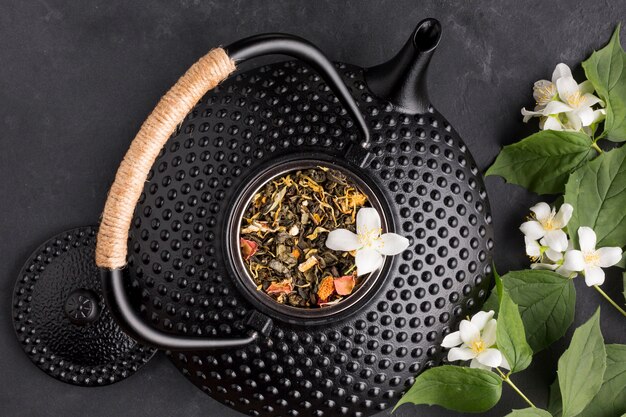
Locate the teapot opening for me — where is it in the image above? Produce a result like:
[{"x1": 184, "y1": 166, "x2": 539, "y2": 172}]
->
[
  {"x1": 365, "y1": 18, "x2": 441, "y2": 114},
  {"x1": 226, "y1": 158, "x2": 391, "y2": 324},
  {"x1": 413, "y1": 18, "x2": 442, "y2": 52}
]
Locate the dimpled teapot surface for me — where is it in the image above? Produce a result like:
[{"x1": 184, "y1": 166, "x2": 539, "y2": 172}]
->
[{"x1": 106, "y1": 18, "x2": 493, "y2": 417}]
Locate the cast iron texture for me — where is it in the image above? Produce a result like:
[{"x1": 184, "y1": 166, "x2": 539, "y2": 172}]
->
[
  {"x1": 12, "y1": 226, "x2": 156, "y2": 386},
  {"x1": 126, "y1": 61, "x2": 494, "y2": 416}
]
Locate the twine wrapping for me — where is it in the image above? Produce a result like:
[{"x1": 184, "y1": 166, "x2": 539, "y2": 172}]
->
[{"x1": 96, "y1": 48, "x2": 236, "y2": 269}]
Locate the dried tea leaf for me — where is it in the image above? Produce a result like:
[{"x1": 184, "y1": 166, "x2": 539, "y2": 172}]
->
[
  {"x1": 240, "y1": 167, "x2": 369, "y2": 308},
  {"x1": 298, "y1": 256, "x2": 319, "y2": 272},
  {"x1": 269, "y1": 259, "x2": 290, "y2": 275},
  {"x1": 306, "y1": 227, "x2": 329, "y2": 240},
  {"x1": 265, "y1": 187, "x2": 287, "y2": 214}
]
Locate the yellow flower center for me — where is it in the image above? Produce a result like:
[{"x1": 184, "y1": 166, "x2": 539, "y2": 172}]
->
[
  {"x1": 542, "y1": 217, "x2": 556, "y2": 231},
  {"x1": 565, "y1": 91, "x2": 584, "y2": 108},
  {"x1": 584, "y1": 251, "x2": 600, "y2": 265},
  {"x1": 358, "y1": 227, "x2": 381, "y2": 249},
  {"x1": 535, "y1": 84, "x2": 556, "y2": 107},
  {"x1": 470, "y1": 339, "x2": 486, "y2": 354}
]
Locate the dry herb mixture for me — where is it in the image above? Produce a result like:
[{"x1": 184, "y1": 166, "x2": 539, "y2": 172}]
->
[{"x1": 239, "y1": 167, "x2": 370, "y2": 308}]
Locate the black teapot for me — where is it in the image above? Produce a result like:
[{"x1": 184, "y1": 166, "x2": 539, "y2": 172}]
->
[{"x1": 13, "y1": 18, "x2": 493, "y2": 417}]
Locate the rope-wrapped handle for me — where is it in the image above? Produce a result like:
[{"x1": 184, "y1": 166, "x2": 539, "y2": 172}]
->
[
  {"x1": 96, "y1": 34, "x2": 371, "y2": 349},
  {"x1": 96, "y1": 34, "x2": 371, "y2": 271},
  {"x1": 96, "y1": 48, "x2": 236, "y2": 269}
]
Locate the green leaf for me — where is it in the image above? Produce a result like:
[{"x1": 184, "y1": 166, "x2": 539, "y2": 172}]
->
[
  {"x1": 483, "y1": 288, "x2": 500, "y2": 313},
  {"x1": 582, "y1": 25, "x2": 626, "y2": 142},
  {"x1": 486, "y1": 130, "x2": 595, "y2": 195},
  {"x1": 496, "y1": 275, "x2": 533, "y2": 373},
  {"x1": 393, "y1": 366, "x2": 502, "y2": 413},
  {"x1": 548, "y1": 378, "x2": 563, "y2": 417},
  {"x1": 558, "y1": 308, "x2": 607, "y2": 417},
  {"x1": 483, "y1": 265, "x2": 503, "y2": 313},
  {"x1": 505, "y1": 408, "x2": 552, "y2": 417},
  {"x1": 564, "y1": 145, "x2": 626, "y2": 249},
  {"x1": 500, "y1": 270, "x2": 576, "y2": 352},
  {"x1": 579, "y1": 344, "x2": 626, "y2": 417},
  {"x1": 623, "y1": 272, "x2": 626, "y2": 303}
]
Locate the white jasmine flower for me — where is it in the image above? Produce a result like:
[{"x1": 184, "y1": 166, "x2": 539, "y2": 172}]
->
[
  {"x1": 539, "y1": 115, "x2": 565, "y2": 131},
  {"x1": 325, "y1": 208, "x2": 409, "y2": 276},
  {"x1": 522, "y1": 63, "x2": 571, "y2": 117},
  {"x1": 441, "y1": 310, "x2": 509, "y2": 371},
  {"x1": 528, "y1": 238, "x2": 575, "y2": 277},
  {"x1": 525, "y1": 236, "x2": 563, "y2": 262},
  {"x1": 554, "y1": 76, "x2": 605, "y2": 130},
  {"x1": 562, "y1": 227, "x2": 623, "y2": 286},
  {"x1": 521, "y1": 63, "x2": 605, "y2": 131},
  {"x1": 530, "y1": 262, "x2": 575, "y2": 278},
  {"x1": 520, "y1": 202, "x2": 573, "y2": 252}
]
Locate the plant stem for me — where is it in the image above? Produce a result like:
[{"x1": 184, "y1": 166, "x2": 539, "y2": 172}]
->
[
  {"x1": 591, "y1": 141, "x2": 604, "y2": 154},
  {"x1": 593, "y1": 285, "x2": 626, "y2": 317},
  {"x1": 496, "y1": 369, "x2": 536, "y2": 408}
]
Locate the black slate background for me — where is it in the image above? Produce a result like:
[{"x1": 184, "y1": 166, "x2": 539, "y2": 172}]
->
[{"x1": 1, "y1": 1, "x2": 625, "y2": 416}]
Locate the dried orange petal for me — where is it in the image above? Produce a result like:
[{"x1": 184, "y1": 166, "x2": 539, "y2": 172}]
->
[
  {"x1": 317, "y1": 276, "x2": 335, "y2": 301},
  {"x1": 240, "y1": 238, "x2": 258, "y2": 260},
  {"x1": 266, "y1": 279, "x2": 293, "y2": 294},
  {"x1": 334, "y1": 275, "x2": 355, "y2": 295}
]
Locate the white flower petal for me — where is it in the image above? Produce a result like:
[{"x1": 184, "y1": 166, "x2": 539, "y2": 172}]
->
[
  {"x1": 482, "y1": 319, "x2": 497, "y2": 347},
  {"x1": 355, "y1": 248, "x2": 383, "y2": 276},
  {"x1": 470, "y1": 310, "x2": 494, "y2": 331},
  {"x1": 441, "y1": 331, "x2": 462, "y2": 348},
  {"x1": 520, "y1": 220, "x2": 545, "y2": 240},
  {"x1": 578, "y1": 227, "x2": 597, "y2": 252},
  {"x1": 531, "y1": 262, "x2": 559, "y2": 271},
  {"x1": 551, "y1": 63, "x2": 572, "y2": 82},
  {"x1": 545, "y1": 247, "x2": 564, "y2": 262},
  {"x1": 530, "y1": 202, "x2": 552, "y2": 221},
  {"x1": 522, "y1": 107, "x2": 542, "y2": 117},
  {"x1": 563, "y1": 250, "x2": 585, "y2": 272},
  {"x1": 555, "y1": 266, "x2": 576, "y2": 278},
  {"x1": 378, "y1": 233, "x2": 409, "y2": 256},
  {"x1": 544, "y1": 229, "x2": 568, "y2": 252},
  {"x1": 470, "y1": 358, "x2": 491, "y2": 370},
  {"x1": 477, "y1": 348, "x2": 503, "y2": 368},
  {"x1": 554, "y1": 203, "x2": 573, "y2": 228},
  {"x1": 576, "y1": 106, "x2": 596, "y2": 127},
  {"x1": 556, "y1": 76, "x2": 580, "y2": 101},
  {"x1": 542, "y1": 100, "x2": 574, "y2": 115},
  {"x1": 581, "y1": 92, "x2": 603, "y2": 108},
  {"x1": 459, "y1": 320, "x2": 480, "y2": 345},
  {"x1": 584, "y1": 265, "x2": 605, "y2": 286},
  {"x1": 533, "y1": 80, "x2": 557, "y2": 107},
  {"x1": 578, "y1": 80, "x2": 594, "y2": 94},
  {"x1": 566, "y1": 112, "x2": 583, "y2": 131},
  {"x1": 542, "y1": 116, "x2": 564, "y2": 131},
  {"x1": 356, "y1": 208, "x2": 381, "y2": 236},
  {"x1": 525, "y1": 237, "x2": 541, "y2": 258},
  {"x1": 448, "y1": 347, "x2": 476, "y2": 362},
  {"x1": 500, "y1": 355, "x2": 511, "y2": 370},
  {"x1": 325, "y1": 229, "x2": 361, "y2": 251},
  {"x1": 596, "y1": 247, "x2": 623, "y2": 268},
  {"x1": 592, "y1": 109, "x2": 606, "y2": 124}
]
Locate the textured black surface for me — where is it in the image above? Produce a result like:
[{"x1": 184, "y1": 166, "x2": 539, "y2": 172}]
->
[
  {"x1": 1, "y1": 1, "x2": 625, "y2": 417},
  {"x1": 127, "y1": 60, "x2": 492, "y2": 416},
  {"x1": 11, "y1": 226, "x2": 156, "y2": 386}
]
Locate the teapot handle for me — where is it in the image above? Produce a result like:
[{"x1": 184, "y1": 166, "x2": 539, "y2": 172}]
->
[{"x1": 97, "y1": 34, "x2": 369, "y2": 350}]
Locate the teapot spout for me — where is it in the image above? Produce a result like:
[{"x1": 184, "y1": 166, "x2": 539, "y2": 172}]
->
[{"x1": 365, "y1": 18, "x2": 441, "y2": 114}]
